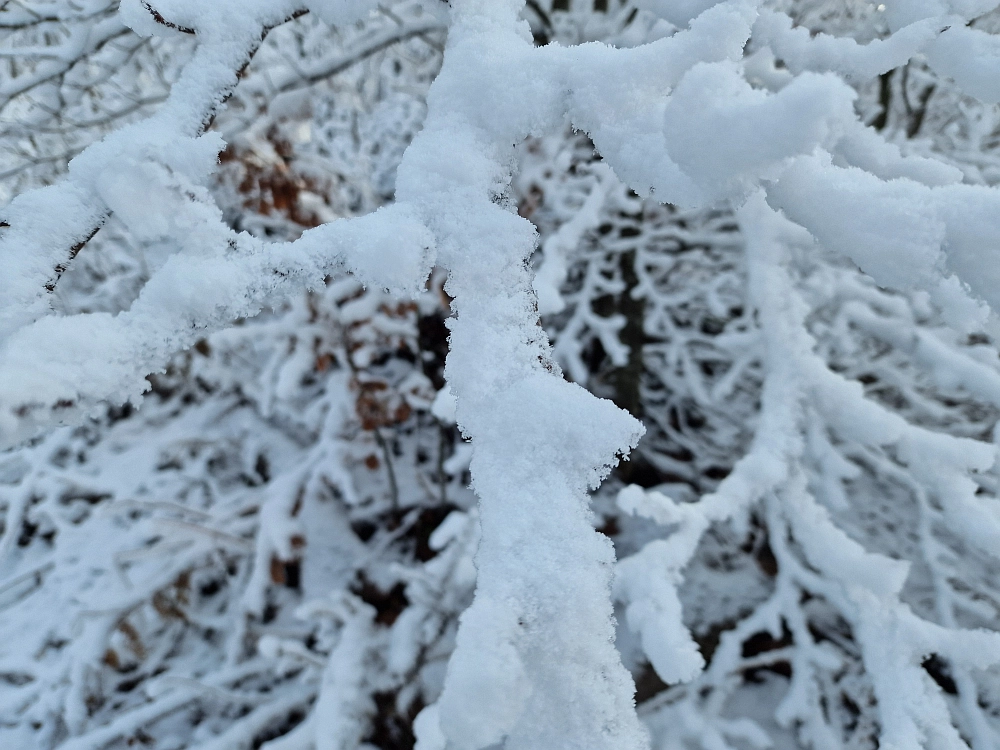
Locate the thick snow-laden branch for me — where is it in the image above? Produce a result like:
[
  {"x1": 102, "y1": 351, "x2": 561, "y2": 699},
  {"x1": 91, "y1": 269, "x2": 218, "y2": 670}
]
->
[{"x1": 392, "y1": 3, "x2": 650, "y2": 745}]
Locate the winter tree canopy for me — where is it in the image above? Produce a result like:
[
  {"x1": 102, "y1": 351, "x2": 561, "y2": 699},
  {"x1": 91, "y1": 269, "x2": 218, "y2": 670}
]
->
[{"x1": 3, "y1": 0, "x2": 1000, "y2": 749}]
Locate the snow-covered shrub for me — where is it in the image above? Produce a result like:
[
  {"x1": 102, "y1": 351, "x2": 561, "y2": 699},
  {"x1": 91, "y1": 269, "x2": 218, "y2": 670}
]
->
[{"x1": 5, "y1": 0, "x2": 1000, "y2": 749}]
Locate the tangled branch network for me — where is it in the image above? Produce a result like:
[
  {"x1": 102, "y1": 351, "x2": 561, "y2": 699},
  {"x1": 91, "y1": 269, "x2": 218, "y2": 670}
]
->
[{"x1": 4, "y1": 0, "x2": 1000, "y2": 748}]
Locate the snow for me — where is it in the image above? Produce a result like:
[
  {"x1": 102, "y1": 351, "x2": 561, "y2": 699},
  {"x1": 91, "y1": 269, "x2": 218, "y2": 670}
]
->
[
  {"x1": 6, "y1": 0, "x2": 1000, "y2": 747},
  {"x1": 754, "y1": 9, "x2": 947, "y2": 80},
  {"x1": 662, "y1": 62, "x2": 855, "y2": 204}
]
